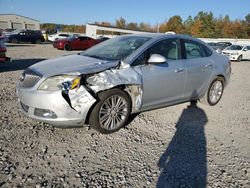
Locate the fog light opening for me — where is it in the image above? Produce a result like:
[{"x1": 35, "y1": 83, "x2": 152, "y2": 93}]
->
[{"x1": 34, "y1": 108, "x2": 57, "y2": 119}]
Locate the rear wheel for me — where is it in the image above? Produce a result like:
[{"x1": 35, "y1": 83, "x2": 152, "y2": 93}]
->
[
  {"x1": 200, "y1": 77, "x2": 224, "y2": 106},
  {"x1": 89, "y1": 88, "x2": 131, "y2": 134},
  {"x1": 64, "y1": 44, "x2": 71, "y2": 51}
]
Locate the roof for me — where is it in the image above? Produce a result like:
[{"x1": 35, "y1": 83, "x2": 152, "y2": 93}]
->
[{"x1": 0, "y1": 14, "x2": 40, "y2": 22}]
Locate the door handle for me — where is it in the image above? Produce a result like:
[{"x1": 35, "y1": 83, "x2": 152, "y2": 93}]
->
[
  {"x1": 175, "y1": 68, "x2": 184, "y2": 73},
  {"x1": 205, "y1": 63, "x2": 212, "y2": 68}
]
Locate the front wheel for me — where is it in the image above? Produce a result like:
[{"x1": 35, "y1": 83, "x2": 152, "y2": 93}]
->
[
  {"x1": 237, "y1": 55, "x2": 242, "y2": 62},
  {"x1": 64, "y1": 44, "x2": 71, "y2": 51},
  {"x1": 89, "y1": 88, "x2": 131, "y2": 134},
  {"x1": 200, "y1": 77, "x2": 224, "y2": 106}
]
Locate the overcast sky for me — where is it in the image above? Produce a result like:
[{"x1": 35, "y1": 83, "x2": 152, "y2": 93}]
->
[{"x1": 0, "y1": 0, "x2": 249, "y2": 25}]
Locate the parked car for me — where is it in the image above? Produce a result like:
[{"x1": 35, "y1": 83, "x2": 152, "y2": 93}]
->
[
  {"x1": 222, "y1": 44, "x2": 250, "y2": 61},
  {"x1": 48, "y1": 33, "x2": 70, "y2": 42},
  {"x1": 96, "y1": 36, "x2": 110, "y2": 43},
  {"x1": 53, "y1": 35, "x2": 98, "y2": 51},
  {"x1": 5, "y1": 30, "x2": 45, "y2": 44},
  {"x1": 0, "y1": 37, "x2": 10, "y2": 62},
  {"x1": 2, "y1": 28, "x2": 17, "y2": 36},
  {"x1": 207, "y1": 42, "x2": 232, "y2": 54},
  {"x1": 17, "y1": 34, "x2": 231, "y2": 134}
]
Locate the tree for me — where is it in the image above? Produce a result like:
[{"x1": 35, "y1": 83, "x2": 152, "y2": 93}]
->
[
  {"x1": 245, "y1": 13, "x2": 250, "y2": 24},
  {"x1": 116, "y1": 17, "x2": 126, "y2": 28},
  {"x1": 193, "y1": 11, "x2": 215, "y2": 37},
  {"x1": 183, "y1": 16, "x2": 193, "y2": 35},
  {"x1": 159, "y1": 16, "x2": 184, "y2": 34},
  {"x1": 139, "y1": 22, "x2": 154, "y2": 32},
  {"x1": 127, "y1": 22, "x2": 138, "y2": 30},
  {"x1": 245, "y1": 13, "x2": 250, "y2": 37},
  {"x1": 191, "y1": 20, "x2": 202, "y2": 37},
  {"x1": 166, "y1": 15, "x2": 185, "y2": 34}
]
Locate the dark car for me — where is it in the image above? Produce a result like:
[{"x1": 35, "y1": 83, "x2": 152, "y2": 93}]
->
[
  {"x1": 53, "y1": 36, "x2": 98, "y2": 51},
  {"x1": 5, "y1": 30, "x2": 45, "y2": 44},
  {"x1": 207, "y1": 42, "x2": 232, "y2": 54},
  {"x1": 96, "y1": 36, "x2": 110, "y2": 43}
]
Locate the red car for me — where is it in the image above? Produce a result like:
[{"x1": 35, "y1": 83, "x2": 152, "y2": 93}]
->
[
  {"x1": 0, "y1": 37, "x2": 10, "y2": 62},
  {"x1": 53, "y1": 36, "x2": 98, "y2": 51}
]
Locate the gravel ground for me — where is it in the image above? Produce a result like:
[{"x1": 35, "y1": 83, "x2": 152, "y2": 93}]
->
[{"x1": 0, "y1": 44, "x2": 249, "y2": 188}]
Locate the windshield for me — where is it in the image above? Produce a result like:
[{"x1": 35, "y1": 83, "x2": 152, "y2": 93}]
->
[
  {"x1": 67, "y1": 35, "x2": 77, "y2": 40},
  {"x1": 81, "y1": 36, "x2": 151, "y2": 61},
  {"x1": 226, "y1": 45, "x2": 243, "y2": 50}
]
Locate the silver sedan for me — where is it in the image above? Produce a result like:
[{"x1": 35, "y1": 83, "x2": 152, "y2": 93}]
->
[{"x1": 17, "y1": 34, "x2": 231, "y2": 133}]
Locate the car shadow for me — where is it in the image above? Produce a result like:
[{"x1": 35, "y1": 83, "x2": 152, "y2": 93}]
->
[
  {"x1": 6, "y1": 44, "x2": 36, "y2": 47},
  {"x1": 0, "y1": 58, "x2": 46, "y2": 73},
  {"x1": 157, "y1": 100, "x2": 208, "y2": 188}
]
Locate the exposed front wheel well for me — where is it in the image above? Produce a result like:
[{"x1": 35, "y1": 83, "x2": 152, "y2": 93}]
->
[
  {"x1": 84, "y1": 85, "x2": 135, "y2": 125},
  {"x1": 217, "y1": 75, "x2": 226, "y2": 85}
]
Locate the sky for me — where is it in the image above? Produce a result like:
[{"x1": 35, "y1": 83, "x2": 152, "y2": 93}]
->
[{"x1": 0, "y1": 0, "x2": 249, "y2": 25}]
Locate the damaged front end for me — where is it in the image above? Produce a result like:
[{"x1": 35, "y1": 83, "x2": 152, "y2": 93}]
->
[
  {"x1": 17, "y1": 59, "x2": 143, "y2": 127},
  {"x1": 61, "y1": 61, "x2": 143, "y2": 123}
]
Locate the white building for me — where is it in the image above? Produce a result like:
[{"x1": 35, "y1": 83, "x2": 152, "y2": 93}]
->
[
  {"x1": 86, "y1": 24, "x2": 151, "y2": 39},
  {"x1": 0, "y1": 14, "x2": 40, "y2": 30}
]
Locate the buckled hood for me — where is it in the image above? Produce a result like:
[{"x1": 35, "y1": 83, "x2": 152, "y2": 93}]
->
[{"x1": 29, "y1": 54, "x2": 119, "y2": 77}]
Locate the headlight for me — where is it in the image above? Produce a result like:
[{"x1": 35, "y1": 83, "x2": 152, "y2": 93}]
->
[
  {"x1": 231, "y1": 52, "x2": 239, "y2": 55},
  {"x1": 38, "y1": 75, "x2": 80, "y2": 91}
]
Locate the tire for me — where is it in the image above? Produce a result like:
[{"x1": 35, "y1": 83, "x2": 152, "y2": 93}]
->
[
  {"x1": 64, "y1": 44, "x2": 71, "y2": 51},
  {"x1": 200, "y1": 77, "x2": 224, "y2": 106},
  {"x1": 11, "y1": 38, "x2": 18, "y2": 43},
  {"x1": 237, "y1": 55, "x2": 242, "y2": 62},
  {"x1": 89, "y1": 88, "x2": 132, "y2": 134}
]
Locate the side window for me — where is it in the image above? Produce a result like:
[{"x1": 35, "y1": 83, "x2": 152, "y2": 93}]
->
[
  {"x1": 245, "y1": 46, "x2": 250, "y2": 51},
  {"x1": 149, "y1": 39, "x2": 180, "y2": 60},
  {"x1": 202, "y1": 44, "x2": 213, "y2": 56},
  {"x1": 184, "y1": 40, "x2": 206, "y2": 59},
  {"x1": 79, "y1": 37, "x2": 87, "y2": 41},
  {"x1": 131, "y1": 38, "x2": 180, "y2": 66},
  {"x1": 132, "y1": 52, "x2": 147, "y2": 66}
]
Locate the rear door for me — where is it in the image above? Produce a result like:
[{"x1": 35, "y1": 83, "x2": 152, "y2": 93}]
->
[{"x1": 181, "y1": 39, "x2": 214, "y2": 99}]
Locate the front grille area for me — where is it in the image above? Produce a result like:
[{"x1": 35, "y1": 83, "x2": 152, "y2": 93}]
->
[{"x1": 19, "y1": 68, "x2": 42, "y2": 88}]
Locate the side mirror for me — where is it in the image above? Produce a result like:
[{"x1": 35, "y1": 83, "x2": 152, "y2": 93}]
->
[
  {"x1": 243, "y1": 48, "x2": 248, "y2": 51},
  {"x1": 148, "y1": 54, "x2": 166, "y2": 64}
]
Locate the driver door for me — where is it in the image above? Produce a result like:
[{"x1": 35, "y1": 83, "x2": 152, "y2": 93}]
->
[{"x1": 135, "y1": 38, "x2": 186, "y2": 110}]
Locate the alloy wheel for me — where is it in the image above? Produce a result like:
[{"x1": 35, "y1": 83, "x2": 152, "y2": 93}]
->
[
  {"x1": 209, "y1": 80, "x2": 223, "y2": 104},
  {"x1": 99, "y1": 95, "x2": 128, "y2": 130}
]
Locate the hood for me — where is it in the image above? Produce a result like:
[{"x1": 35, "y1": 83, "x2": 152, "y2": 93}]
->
[
  {"x1": 222, "y1": 49, "x2": 241, "y2": 54},
  {"x1": 29, "y1": 54, "x2": 119, "y2": 77}
]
